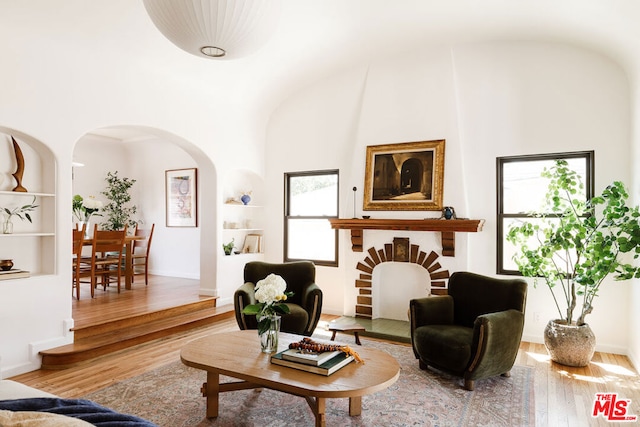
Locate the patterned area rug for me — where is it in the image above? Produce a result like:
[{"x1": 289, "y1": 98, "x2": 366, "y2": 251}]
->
[{"x1": 85, "y1": 338, "x2": 534, "y2": 426}]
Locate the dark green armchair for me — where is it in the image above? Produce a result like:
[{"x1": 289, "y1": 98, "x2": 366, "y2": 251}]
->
[
  {"x1": 410, "y1": 271, "x2": 527, "y2": 390},
  {"x1": 234, "y1": 261, "x2": 323, "y2": 336}
]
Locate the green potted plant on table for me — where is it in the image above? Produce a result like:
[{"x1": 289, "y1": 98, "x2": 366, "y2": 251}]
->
[
  {"x1": 101, "y1": 171, "x2": 139, "y2": 231},
  {"x1": 507, "y1": 160, "x2": 640, "y2": 366},
  {"x1": 1, "y1": 196, "x2": 38, "y2": 234}
]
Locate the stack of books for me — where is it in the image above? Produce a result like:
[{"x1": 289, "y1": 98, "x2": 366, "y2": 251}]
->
[
  {"x1": 0, "y1": 269, "x2": 30, "y2": 281},
  {"x1": 271, "y1": 345, "x2": 355, "y2": 376}
]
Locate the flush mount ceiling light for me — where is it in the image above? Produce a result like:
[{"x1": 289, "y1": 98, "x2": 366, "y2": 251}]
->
[{"x1": 143, "y1": 0, "x2": 281, "y2": 60}]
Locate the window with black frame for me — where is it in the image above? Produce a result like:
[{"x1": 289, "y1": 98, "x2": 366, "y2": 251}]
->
[
  {"x1": 284, "y1": 170, "x2": 339, "y2": 267},
  {"x1": 496, "y1": 151, "x2": 594, "y2": 275}
]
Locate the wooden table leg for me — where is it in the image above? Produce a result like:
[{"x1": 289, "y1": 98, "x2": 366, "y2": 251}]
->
[
  {"x1": 315, "y1": 397, "x2": 326, "y2": 427},
  {"x1": 201, "y1": 371, "x2": 220, "y2": 419},
  {"x1": 349, "y1": 396, "x2": 362, "y2": 416},
  {"x1": 125, "y1": 240, "x2": 133, "y2": 290},
  {"x1": 305, "y1": 396, "x2": 326, "y2": 427}
]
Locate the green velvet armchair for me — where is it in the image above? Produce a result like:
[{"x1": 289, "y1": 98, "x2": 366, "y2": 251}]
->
[
  {"x1": 410, "y1": 271, "x2": 527, "y2": 390},
  {"x1": 234, "y1": 261, "x2": 323, "y2": 336}
]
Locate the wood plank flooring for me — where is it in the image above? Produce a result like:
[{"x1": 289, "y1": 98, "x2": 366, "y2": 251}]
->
[
  {"x1": 8, "y1": 277, "x2": 640, "y2": 426},
  {"x1": 70, "y1": 275, "x2": 218, "y2": 326}
]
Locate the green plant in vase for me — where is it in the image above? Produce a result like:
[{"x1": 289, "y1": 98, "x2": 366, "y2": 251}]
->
[
  {"x1": 1, "y1": 196, "x2": 38, "y2": 234},
  {"x1": 101, "y1": 171, "x2": 139, "y2": 231},
  {"x1": 222, "y1": 239, "x2": 234, "y2": 255},
  {"x1": 506, "y1": 159, "x2": 640, "y2": 366}
]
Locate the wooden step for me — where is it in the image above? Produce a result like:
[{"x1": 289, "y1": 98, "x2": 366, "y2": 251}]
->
[
  {"x1": 41, "y1": 303, "x2": 235, "y2": 369},
  {"x1": 72, "y1": 298, "x2": 218, "y2": 340}
]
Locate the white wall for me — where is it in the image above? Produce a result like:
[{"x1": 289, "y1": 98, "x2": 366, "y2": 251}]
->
[
  {"x1": 266, "y1": 41, "x2": 635, "y2": 354},
  {"x1": 0, "y1": 1, "x2": 265, "y2": 377}
]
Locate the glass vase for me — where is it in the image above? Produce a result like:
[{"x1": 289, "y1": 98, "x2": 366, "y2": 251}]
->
[
  {"x1": 258, "y1": 314, "x2": 281, "y2": 353},
  {"x1": 2, "y1": 218, "x2": 13, "y2": 234},
  {"x1": 80, "y1": 220, "x2": 90, "y2": 238}
]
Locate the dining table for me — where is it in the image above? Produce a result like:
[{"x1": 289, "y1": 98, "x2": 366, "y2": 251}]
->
[{"x1": 82, "y1": 235, "x2": 144, "y2": 290}]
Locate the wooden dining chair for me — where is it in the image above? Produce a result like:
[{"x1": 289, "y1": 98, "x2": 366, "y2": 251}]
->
[
  {"x1": 72, "y1": 223, "x2": 93, "y2": 299},
  {"x1": 131, "y1": 223, "x2": 154, "y2": 285},
  {"x1": 91, "y1": 224, "x2": 127, "y2": 294}
]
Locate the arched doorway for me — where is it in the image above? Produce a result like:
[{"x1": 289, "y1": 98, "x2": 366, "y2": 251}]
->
[{"x1": 72, "y1": 125, "x2": 218, "y2": 297}]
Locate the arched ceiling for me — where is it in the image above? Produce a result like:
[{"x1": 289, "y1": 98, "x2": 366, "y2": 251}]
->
[{"x1": 6, "y1": 0, "x2": 639, "y2": 137}]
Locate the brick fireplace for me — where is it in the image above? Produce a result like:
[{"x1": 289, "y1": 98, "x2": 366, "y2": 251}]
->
[{"x1": 353, "y1": 239, "x2": 449, "y2": 319}]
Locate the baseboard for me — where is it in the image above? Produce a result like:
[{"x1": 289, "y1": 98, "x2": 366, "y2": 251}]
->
[{"x1": 521, "y1": 334, "x2": 628, "y2": 355}]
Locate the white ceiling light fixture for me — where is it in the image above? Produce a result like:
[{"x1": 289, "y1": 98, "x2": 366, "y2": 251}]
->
[{"x1": 143, "y1": 0, "x2": 281, "y2": 60}]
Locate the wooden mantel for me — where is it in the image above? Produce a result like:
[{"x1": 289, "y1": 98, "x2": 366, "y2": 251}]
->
[{"x1": 329, "y1": 218, "x2": 485, "y2": 256}]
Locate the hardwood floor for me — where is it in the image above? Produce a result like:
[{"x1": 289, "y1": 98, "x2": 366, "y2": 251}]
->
[{"x1": 8, "y1": 278, "x2": 640, "y2": 426}]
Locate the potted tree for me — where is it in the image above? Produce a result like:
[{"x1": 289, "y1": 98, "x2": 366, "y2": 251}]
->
[
  {"x1": 101, "y1": 171, "x2": 139, "y2": 231},
  {"x1": 507, "y1": 160, "x2": 640, "y2": 366}
]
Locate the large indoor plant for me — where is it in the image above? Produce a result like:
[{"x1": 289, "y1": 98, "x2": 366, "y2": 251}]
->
[
  {"x1": 100, "y1": 171, "x2": 139, "y2": 231},
  {"x1": 506, "y1": 160, "x2": 640, "y2": 366}
]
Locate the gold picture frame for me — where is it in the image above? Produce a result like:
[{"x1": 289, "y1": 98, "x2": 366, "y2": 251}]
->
[{"x1": 363, "y1": 140, "x2": 445, "y2": 211}]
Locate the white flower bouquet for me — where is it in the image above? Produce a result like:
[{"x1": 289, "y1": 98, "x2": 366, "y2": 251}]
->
[
  {"x1": 73, "y1": 194, "x2": 103, "y2": 222},
  {"x1": 242, "y1": 273, "x2": 293, "y2": 334}
]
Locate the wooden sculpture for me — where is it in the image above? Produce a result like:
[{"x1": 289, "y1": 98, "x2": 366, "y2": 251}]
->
[{"x1": 11, "y1": 136, "x2": 27, "y2": 192}]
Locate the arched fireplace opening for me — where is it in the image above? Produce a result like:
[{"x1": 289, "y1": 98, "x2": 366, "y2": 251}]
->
[{"x1": 354, "y1": 238, "x2": 449, "y2": 319}]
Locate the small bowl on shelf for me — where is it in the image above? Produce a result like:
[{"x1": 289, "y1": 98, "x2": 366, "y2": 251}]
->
[
  {"x1": 362, "y1": 215, "x2": 371, "y2": 219},
  {"x1": 0, "y1": 259, "x2": 14, "y2": 271}
]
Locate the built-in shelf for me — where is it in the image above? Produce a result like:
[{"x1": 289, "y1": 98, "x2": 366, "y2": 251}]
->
[
  {"x1": 0, "y1": 233, "x2": 55, "y2": 237},
  {"x1": 0, "y1": 191, "x2": 55, "y2": 197},
  {"x1": 329, "y1": 218, "x2": 484, "y2": 256}
]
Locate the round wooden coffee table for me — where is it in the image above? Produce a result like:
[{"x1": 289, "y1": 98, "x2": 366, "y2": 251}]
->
[{"x1": 181, "y1": 330, "x2": 400, "y2": 427}]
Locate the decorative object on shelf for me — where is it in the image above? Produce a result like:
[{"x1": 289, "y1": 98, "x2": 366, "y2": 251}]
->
[
  {"x1": 363, "y1": 139, "x2": 445, "y2": 211},
  {"x1": 10, "y1": 137, "x2": 27, "y2": 192},
  {"x1": 222, "y1": 238, "x2": 235, "y2": 255},
  {"x1": 224, "y1": 197, "x2": 243, "y2": 205},
  {"x1": 442, "y1": 206, "x2": 456, "y2": 220},
  {"x1": 166, "y1": 168, "x2": 197, "y2": 227},
  {"x1": 243, "y1": 234, "x2": 262, "y2": 253},
  {"x1": 73, "y1": 194, "x2": 103, "y2": 236},
  {"x1": 507, "y1": 160, "x2": 640, "y2": 367},
  {"x1": 1, "y1": 196, "x2": 38, "y2": 234},
  {"x1": 102, "y1": 171, "x2": 139, "y2": 231},
  {"x1": 240, "y1": 191, "x2": 252, "y2": 205},
  {"x1": 352, "y1": 187, "x2": 357, "y2": 218},
  {"x1": 241, "y1": 273, "x2": 293, "y2": 353},
  {"x1": 143, "y1": 0, "x2": 281, "y2": 60},
  {"x1": 0, "y1": 259, "x2": 13, "y2": 271}
]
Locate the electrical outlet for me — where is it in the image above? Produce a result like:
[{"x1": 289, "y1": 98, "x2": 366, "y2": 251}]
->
[{"x1": 533, "y1": 312, "x2": 542, "y2": 323}]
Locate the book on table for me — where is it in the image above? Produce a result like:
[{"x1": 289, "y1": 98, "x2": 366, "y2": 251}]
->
[
  {"x1": 271, "y1": 350, "x2": 355, "y2": 376},
  {"x1": 281, "y1": 348, "x2": 343, "y2": 366},
  {"x1": 0, "y1": 269, "x2": 30, "y2": 280}
]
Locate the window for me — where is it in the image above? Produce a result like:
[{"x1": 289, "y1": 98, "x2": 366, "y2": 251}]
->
[
  {"x1": 284, "y1": 170, "x2": 339, "y2": 266},
  {"x1": 496, "y1": 151, "x2": 594, "y2": 275}
]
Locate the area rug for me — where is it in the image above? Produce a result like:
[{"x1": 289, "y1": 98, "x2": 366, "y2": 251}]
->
[{"x1": 84, "y1": 338, "x2": 534, "y2": 427}]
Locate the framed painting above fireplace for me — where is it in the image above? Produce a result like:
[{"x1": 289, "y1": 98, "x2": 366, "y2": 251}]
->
[{"x1": 363, "y1": 140, "x2": 445, "y2": 211}]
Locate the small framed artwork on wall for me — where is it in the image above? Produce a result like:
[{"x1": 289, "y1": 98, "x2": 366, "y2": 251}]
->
[
  {"x1": 166, "y1": 168, "x2": 198, "y2": 227},
  {"x1": 363, "y1": 139, "x2": 445, "y2": 211}
]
